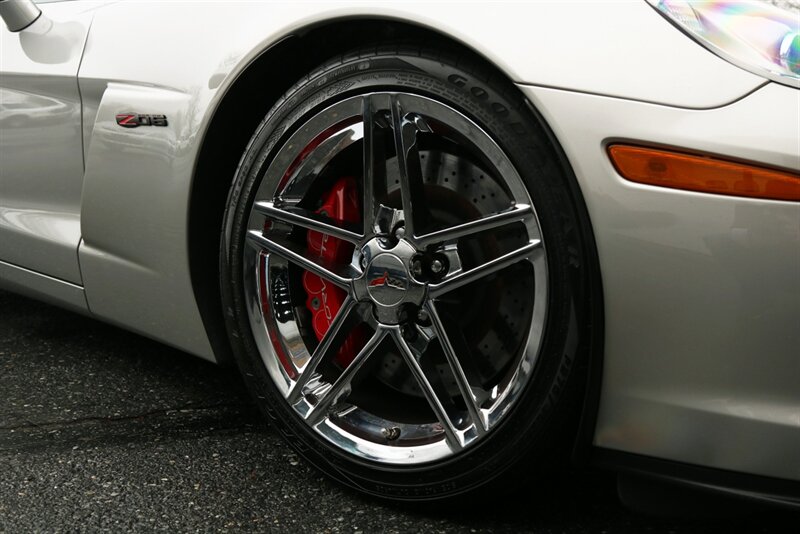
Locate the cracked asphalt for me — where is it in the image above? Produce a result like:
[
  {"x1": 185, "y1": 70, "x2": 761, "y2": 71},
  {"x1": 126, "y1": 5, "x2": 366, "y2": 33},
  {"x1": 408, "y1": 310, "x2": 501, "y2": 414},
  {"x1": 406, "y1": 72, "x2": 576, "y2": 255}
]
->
[{"x1": 0, "y1": 290, "x2": 795, "y2": 533}]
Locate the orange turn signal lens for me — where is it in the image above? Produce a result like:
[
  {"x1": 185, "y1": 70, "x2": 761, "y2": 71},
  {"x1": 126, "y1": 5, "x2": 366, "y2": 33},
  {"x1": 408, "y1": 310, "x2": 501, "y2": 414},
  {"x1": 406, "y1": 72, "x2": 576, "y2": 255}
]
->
[{"x1": 608, "y1": 145, "x2": 800, "y2": 202}]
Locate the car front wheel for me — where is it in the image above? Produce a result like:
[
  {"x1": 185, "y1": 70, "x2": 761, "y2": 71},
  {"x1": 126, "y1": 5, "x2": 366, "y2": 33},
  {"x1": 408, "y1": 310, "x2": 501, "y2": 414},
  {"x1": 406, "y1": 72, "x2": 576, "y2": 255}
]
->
[{"x1": 221, "y1": 45, "x2": 595, "y2": 500}]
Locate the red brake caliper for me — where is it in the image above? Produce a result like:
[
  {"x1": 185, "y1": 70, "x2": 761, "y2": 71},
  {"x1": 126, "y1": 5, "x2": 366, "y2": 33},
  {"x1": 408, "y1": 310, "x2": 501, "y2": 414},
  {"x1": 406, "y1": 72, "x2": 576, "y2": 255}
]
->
[{"x1": 302, "y1": 176, "x2": 364, "y2": 367}]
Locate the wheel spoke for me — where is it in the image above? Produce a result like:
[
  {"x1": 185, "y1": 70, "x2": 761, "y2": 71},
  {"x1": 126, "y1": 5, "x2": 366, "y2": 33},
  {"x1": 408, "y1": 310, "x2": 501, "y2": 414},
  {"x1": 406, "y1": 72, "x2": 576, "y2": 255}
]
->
[
  {"x1": 389, "y1": 327, "x2": 463, "y2": 451},
  {"x1": 287, "y1": 297, "x2": 358, "y2": 403},
  {"x1": 426, "y1": 302, "x2": 487, "y2": 434},
  {"x1": 253, "y1": 201, "x2": 363, "y2": 244},
  {"x1": 390, "y1": 96, "x2": 430, "y2": 238},
  {"x1": 246, "y1": 229, "x2": 353, "y2": 290},
  {"x1": 416, "y1": 204, "x2": 533, "y2": 248},
  {"x1": 428, "y1": 240, "x2": 542, "y2": 298},
  {"x1": 305, "y1": 327, "x2": 389, "y2": 425},
  {"x1": 362, "y1": 95, "x2": 389, "y2": 236}
]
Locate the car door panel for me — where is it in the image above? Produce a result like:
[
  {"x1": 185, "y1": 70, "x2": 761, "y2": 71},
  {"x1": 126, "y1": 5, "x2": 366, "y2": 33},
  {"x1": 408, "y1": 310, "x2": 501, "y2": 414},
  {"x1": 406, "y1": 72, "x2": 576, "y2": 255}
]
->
[{"x1": 0, "y1": 3, "x2": 92, "y2": 284}]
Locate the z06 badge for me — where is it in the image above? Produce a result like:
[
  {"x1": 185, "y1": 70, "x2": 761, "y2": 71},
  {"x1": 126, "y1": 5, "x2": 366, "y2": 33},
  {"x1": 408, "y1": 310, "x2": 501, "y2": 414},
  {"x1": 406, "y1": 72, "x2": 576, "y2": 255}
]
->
[{"x1": 115, "y1": 113, "x2": 168, "y2": 128}]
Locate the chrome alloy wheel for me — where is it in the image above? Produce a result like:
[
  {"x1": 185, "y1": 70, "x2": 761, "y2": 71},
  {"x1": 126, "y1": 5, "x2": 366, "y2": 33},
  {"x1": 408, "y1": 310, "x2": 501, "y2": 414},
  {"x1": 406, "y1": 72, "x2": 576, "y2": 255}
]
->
[{"x1": 242, "y1": 92, "x2": 547, "y2": 465}]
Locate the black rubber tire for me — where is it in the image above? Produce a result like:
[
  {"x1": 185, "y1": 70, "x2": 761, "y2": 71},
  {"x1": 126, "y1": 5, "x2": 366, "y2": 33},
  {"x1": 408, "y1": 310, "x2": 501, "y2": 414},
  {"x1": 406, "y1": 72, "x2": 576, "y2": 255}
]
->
[{"x1": 220, "y1": 44, "x2": 595, "y2": 501}]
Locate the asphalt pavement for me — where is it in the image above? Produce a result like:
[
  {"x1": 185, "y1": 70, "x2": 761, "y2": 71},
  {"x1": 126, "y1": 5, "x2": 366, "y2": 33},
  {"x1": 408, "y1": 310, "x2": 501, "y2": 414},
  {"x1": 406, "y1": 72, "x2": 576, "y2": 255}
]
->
[{"x1": 0, "y1": 290, "x2": 794, "y2": 533}]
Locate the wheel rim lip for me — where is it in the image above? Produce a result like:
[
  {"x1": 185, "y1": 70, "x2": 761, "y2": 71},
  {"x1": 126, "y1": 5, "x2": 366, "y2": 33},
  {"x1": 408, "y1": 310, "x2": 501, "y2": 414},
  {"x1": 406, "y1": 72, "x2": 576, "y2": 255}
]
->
[{"x1": 242, "y1": 91, "x2": 549, "y2": 465}]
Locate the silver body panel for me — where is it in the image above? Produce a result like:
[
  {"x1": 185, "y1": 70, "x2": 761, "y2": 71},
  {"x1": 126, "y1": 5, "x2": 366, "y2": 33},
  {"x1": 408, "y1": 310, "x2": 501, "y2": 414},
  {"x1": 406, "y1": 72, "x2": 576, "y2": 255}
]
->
[
  {"x1": 0, "y1": 258, "x2": 86, "y2": 313},
  {"x1": 0, "y1": 0, "x2": 797, "y2": 481},
  {"x1": 522, "y1": 82, "x2": 800, "y2": 481},
  {"x1": 0, "y1": 4, "x2": 92, "y2": 284}
]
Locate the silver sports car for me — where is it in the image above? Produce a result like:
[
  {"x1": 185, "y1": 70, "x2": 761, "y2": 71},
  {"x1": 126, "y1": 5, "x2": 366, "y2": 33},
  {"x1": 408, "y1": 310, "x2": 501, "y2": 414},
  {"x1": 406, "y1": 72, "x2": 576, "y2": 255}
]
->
[{"x1": 1, "y1": 0, "x2": 798, "y2": 505}]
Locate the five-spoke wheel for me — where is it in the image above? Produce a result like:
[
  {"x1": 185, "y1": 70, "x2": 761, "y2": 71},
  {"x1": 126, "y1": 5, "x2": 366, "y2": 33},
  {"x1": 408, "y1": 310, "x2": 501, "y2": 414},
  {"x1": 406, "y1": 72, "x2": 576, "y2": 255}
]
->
[{"x1": 243, "y1": 92, "x2": 546, "y2": 463}]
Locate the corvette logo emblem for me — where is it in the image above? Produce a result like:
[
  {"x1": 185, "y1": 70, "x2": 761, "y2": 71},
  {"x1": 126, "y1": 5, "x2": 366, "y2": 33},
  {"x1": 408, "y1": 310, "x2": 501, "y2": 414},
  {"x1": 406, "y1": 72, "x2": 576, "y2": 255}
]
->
[
  {"x1": 115, "y1": 113, "x2": 168, "y2": 128},
  {"x1": 368, "y1": 271, "x2": 406, "y2": 291},
  {"x1": 365, "y1": 254, "x2": 409, "y2": 306}
]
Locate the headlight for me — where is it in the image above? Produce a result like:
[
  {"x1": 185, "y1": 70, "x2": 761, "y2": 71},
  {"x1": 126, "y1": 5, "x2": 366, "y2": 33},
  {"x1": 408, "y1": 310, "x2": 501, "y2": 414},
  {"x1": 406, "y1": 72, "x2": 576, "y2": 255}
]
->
[{"x1": 647, "y1": 0, "x2": 800, "y2": 88}]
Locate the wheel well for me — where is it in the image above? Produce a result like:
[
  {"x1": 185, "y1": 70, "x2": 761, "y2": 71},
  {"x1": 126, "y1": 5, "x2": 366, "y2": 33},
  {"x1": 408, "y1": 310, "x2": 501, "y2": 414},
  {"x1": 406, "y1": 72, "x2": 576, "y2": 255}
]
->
[{"x1": 188, "y1": 19, "x2": 493, "y2": 365}]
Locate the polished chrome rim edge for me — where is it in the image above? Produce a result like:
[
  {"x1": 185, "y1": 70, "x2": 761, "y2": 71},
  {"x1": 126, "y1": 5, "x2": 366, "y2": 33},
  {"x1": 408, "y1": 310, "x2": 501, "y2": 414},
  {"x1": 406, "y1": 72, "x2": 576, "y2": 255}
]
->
[{"x1": 242, "y1": 92, "x2": 548, "y2": 465}]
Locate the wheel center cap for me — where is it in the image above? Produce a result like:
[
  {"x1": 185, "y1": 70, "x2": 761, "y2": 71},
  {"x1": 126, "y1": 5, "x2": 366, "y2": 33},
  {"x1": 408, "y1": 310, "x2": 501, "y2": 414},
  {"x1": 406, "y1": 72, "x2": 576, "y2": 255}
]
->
[{"x1": 366, "y1": 254, "x2": 408, "y2": 306}]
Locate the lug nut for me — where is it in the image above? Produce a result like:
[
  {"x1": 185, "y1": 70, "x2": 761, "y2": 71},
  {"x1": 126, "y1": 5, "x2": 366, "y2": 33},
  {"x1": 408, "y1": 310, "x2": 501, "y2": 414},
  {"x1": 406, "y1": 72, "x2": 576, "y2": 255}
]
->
[
  {"x1": 430, "y1": 259, "x2": 445, "y2": 275},
  {"x1": 411, "y1": 258, "x2": 423, "y2": 277},
  {"x1": 394, "y1": 225, "x2": 406, "y2": 240},
  {"x1": 417, "y1": 308, "x2": 430, "y2": 324},
  {"x1": 360, "y1": 255, "x2": 368, "y2": 269}
]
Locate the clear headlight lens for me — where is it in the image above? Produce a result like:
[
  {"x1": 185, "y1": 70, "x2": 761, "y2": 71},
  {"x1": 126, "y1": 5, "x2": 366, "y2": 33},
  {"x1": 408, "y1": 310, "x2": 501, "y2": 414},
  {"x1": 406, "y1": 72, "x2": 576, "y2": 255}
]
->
[{"x1": 647, "y1": 0, "x2": 800, "y2": 88}]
